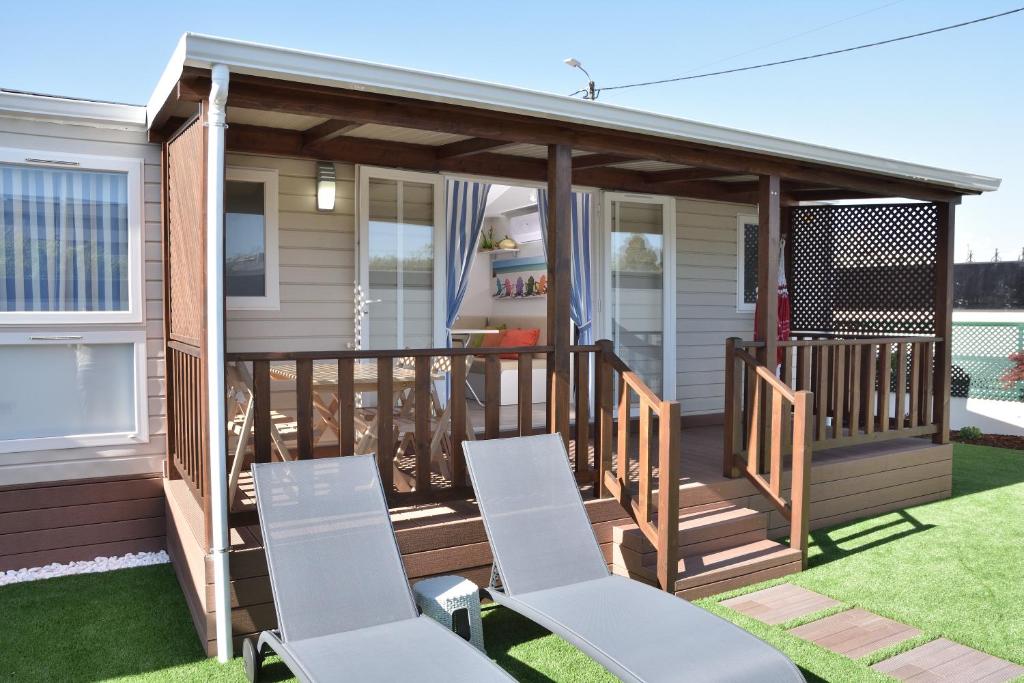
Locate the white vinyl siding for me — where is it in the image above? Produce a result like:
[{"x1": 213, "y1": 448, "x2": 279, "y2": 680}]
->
[
  {"x1": 225, "y1": 154, "x2": 356, "y2": 353},
  {"x1": 0, "y1": 114, "x2": 164, "y2": 485},
  {"x1": 676, "y1": 198, "x2": 757, "y2": 415}
]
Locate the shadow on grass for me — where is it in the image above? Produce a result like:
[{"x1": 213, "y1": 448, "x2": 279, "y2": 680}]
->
[
  {"x1": 806, "y1": 509, "x2": 934, "y2": 569},
  {"x1": 482, "y1": 605, "x2": 559, "y2": 683}
]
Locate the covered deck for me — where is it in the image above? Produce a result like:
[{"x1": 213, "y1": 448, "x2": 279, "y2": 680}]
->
[{"x1": 146, "y1": 34, "x2": 986, "y2": 657}]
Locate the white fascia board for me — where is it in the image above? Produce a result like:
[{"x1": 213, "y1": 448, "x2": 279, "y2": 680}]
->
[
  {"x1": 145, "y1": 33, "x2": 189, "y2": 127},
  {"x1": 154, "y1": 33, "x2": 1001, "y2": 194},
  {"x1": 0, "y1": 90, "x2": 145, "y2": 130}
]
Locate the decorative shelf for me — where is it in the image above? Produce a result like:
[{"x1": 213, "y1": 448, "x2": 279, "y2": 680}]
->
[{"x1": 479, "y1": 248, "x2": 520, "y2": 256}]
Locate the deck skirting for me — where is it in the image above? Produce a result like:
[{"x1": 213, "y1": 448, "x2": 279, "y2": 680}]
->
[{"x1": 0, "y1": 473, "x2": 165, "y2": 573}]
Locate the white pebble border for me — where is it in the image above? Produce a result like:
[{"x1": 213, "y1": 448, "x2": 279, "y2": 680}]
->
[{"x1": 0, "y1": 550, "x2": 170, "y2": 587}]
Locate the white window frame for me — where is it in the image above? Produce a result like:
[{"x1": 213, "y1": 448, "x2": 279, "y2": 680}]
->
[
  {"x1": 356, "y1": 166, "x2": 446, "y2": 349},
  {"x1": 0, "y1": 329, "x2": 149, "y2": 454},
  {"x1": 736, "y1": 214, "x2": 758, "y2": 312},
  {"x1": 0, "y1": 147, "x2": 144, "y2": 326},
  {"x1": 225, "y1": 166, "x2": 280, "y2": 311}
]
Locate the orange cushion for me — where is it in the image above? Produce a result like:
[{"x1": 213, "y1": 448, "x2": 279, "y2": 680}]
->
[
  {"x1": 478, "y1": 328, "x2": 507, "y2": 348},
  {"x1": 498, "y1": 328, "x2": 541, "y2": 359}
]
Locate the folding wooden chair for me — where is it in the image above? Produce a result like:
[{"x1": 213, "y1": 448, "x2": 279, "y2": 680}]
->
[{"x1": 226, "y1": 361, "x2": 298, "y2": 505}]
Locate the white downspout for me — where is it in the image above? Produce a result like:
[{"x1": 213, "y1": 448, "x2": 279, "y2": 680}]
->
[{"x1": 205, "y1": 63, "x2": 232, "y2": 663}]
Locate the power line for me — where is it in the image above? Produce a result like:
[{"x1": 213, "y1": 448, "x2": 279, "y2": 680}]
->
[
  {"x1": 596, "y1": 6, "x2": 1024, "y2": 95},
  {"x1": 674, "y1": 0, "x2": 908, "y2": 79}
]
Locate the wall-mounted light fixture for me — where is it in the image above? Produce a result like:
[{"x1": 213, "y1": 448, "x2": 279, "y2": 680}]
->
[{"x1": 316, "y1": 161, "x2": 336, "y2": 212}]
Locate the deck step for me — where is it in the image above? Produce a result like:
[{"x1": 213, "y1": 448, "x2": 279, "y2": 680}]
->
[
  {"x1": 613, "y1": 505, "x2": 768, "y2": 569},
  {"x1": 615, "y1": 539, "x2": 803, "y2": 600},
  {"x1": 674, "y1": 539, "x2": 803, "y2": 600}
]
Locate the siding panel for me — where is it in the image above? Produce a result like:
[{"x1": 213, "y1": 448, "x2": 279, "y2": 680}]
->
[{"x1": 676, "y1": 198, "x2": 755, "y2": 416}]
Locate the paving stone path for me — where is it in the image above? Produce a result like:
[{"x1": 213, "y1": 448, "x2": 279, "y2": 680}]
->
[{"x1": 720, "y1": 584, "x2": 1024, "y2": 682}]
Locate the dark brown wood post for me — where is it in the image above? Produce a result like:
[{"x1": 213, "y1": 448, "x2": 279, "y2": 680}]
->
[
  {"x1": 756, "y1": 175, "x2": 781, "y2": 472},
  {"x1": 933, "y1": 201, "x2": 955, "y2": 444},
  {"x1": 723, "y1": 337, "x2": 739, "y2": 478},
  {"x1": 547, "y1": 144, "x2": 573, "y2": 451},
  {"x1": 757, "y1": 175, "x2": 781, "y2": 368}
]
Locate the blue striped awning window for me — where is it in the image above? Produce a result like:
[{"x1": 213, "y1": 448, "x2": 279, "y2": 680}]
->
[{"x1": 0, "y1": 163, "x2": 129, "y2": 312}]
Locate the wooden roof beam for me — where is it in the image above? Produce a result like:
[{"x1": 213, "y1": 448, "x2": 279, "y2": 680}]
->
[
  {"x1": 643, "y1": 167, "x2": 740, "y2": 184},
  {"x1": 435, "y1": 137, "x2": 511, "y2": 159},
  {"x1": 572, "y1": 153, "x2": 634, "y2": 170},
  {"x1": 302, "y1": 119, "x2": 361, "y2": 149},
  {"x1": 205, "y1": 74, "x2": 964, "y2": 202},
  {"x1": 224, "y1": 123, "x2": 758, "y2": 204}
]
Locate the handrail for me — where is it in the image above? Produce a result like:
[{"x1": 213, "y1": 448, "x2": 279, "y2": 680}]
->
[
  {"x1": 733, "y1": 348, "x2": 797, "y2": 400},
  {"x1": 724, "y1": 337, "x2": 813, "y2": 568},
  {"x1": 594, "y1": 340, "x2": 680, "y2": 592},
  {"x1": 227, "y1": 345, "x2": 554, "y2": 362},
  {"x1": 736, "y1": 335, "x2": 942, "y2": 349},
  {"x1": 782, "y1": 336, "x2": 942, "y2": 347}
]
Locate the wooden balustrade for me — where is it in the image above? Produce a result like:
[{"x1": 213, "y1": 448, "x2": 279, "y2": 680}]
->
[
  {"x1": 223, "y1": 344, "x2": 609, "y2": 512},
  {"x1": 167, "y1": 342, "x2": 210, "y2": 517},
  {"x1": 591, "y1": 339, "x2": 681, "y2": 592},
  {"x1": 724, "y1": 339, "x2": 813, "y2": 567},
  {"x1": 224, "y1": 340, "x2": 680, "y2": 590},
  {"x1": 724, "y1": 333, "x2": 942, "y2": 565},
  {"x1": 730, "y1": 335, "x2": 941, "y2": 452}
]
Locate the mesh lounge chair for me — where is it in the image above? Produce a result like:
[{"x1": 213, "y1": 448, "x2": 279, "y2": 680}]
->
[
  {"x1": 245, "y1": 456, "x2": 513, "y2": 683},
  {"x1": 463, "y1": 434, "x2": 805, "y2": 683}
]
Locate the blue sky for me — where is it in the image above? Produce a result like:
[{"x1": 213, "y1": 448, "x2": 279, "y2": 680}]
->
[{"x1": 3, "y1": 1, "x2": 1020, "y2": 261}]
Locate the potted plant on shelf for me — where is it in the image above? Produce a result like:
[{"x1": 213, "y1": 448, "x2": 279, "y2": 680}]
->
[{"x1": 479, "y1": 226, "x2": 496, "y2": 251}]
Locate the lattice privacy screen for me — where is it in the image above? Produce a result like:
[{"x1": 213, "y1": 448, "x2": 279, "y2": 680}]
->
[
  {"x1": 951, "y1": 322, "x2": 1024, "y2": 402},
  {"x1": 789, "y1": 203, "x2": 938, "y2": 335},
  {"x1": 742, "y1": 221, "x2": 758, "y2": 306}
]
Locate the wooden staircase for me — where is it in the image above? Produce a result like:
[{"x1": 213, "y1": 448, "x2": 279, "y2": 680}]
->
[
  {"x1": 610, "y1": 502, "x2": 804, "y2": 600},
  {"x1": 594, "y1": 340, "x2": 813, "y2": 601}
]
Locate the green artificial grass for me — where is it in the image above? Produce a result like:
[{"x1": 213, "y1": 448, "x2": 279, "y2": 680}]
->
[
  {"x1": 697, "y1": 443, "x2": 1024, "y2": 682},
  {"x1": 0, "y1": 443, "x2": 1020, "y2": 681}
]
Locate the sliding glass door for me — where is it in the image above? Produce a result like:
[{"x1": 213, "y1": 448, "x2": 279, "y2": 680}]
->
[
  {"x1": 600, "y1": 193, "x2": 676, "y2": 399},
  {"x1": 357, "y1": 167, "x2": 445, "y2": 350}
]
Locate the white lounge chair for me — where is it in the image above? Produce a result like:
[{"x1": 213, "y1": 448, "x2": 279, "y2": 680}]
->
[
  {"x1": 463, "y1": 433, "x2": 805, "y2": 683},
  {"x1": 245, "y1": 455, "x2": 513, "y2": 682}
]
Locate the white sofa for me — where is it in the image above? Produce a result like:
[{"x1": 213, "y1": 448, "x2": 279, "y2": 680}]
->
[{"x1": 455, "y1": 315, "x2": 547, "y2": 406}]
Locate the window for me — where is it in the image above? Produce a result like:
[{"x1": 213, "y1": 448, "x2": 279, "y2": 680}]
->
[
  {"x1": 736, "y1": 215, "x2": 758, "y2": 311},
  {"x1": 0, "y1": 330, "x2": 148, "y2": 453},
  {"x1": 226, "y1": 167, "x2": 279, "y2": 310},
  {"x1": 0, "y1": 148, "x2": 147, "y2": 454},
  {"x1": 0, "y1": 150, "x2": 142, "y2": 324}
]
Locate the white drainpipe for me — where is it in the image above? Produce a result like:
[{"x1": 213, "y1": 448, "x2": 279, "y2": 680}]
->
[{"x1": 206, "y1": 63, "x2": 232, "y2": 663}]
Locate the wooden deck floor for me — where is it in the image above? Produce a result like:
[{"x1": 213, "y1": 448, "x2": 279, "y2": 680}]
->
[{"x1": 230, "y1": 421, "x2": 946, "y2": 539}]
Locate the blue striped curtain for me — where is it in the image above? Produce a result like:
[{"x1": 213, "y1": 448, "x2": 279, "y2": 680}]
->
[
  {"x1": 445, "y1": 179, "x2": 491, "y2": 331},
  {"x1": 537, "y1": 190, "x2": 593, "y2": 344},
  {"x1": 0, "y1": 164, "x2": 128, "y2": 312}
]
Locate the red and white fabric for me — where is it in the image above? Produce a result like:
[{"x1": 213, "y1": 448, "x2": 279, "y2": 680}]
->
[{"x1": 754, "y1": 243, "x2": 791, "y2": 366}]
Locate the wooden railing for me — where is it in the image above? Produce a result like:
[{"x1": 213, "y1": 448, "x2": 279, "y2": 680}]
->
[
  {"x1": 729, "y1": 335, "x2": 941, "y2": 451},
  {"x1": 224, "y1": 340, "x2": 680, "y2": 589},
  {"x1": 222, "y1": 344, "x2": 608, "y2": 509},
  {"x1": 724, "y1": 340, "x2": 813, "y2": 566},
  {"x1": 167, "y1": 342, "x2": 210, "y2": 515},
  {"x1": 590, "y1": 340, "x2": 681, "y2": 592}
]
